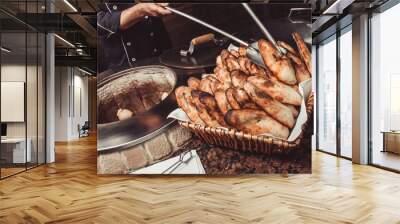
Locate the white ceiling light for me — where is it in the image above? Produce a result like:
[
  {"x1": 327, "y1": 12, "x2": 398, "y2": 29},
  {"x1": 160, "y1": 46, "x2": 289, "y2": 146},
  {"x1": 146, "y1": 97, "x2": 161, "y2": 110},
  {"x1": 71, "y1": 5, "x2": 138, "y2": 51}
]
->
[
  {"x1": 78, "y1": 67, "x2": 93, "y2": 76},
  {"x1": 63, "y1": 0, "x2": 78, "y2": 12},
  {"x1": 1, "y1": 47, "x2": 11, "y2": 53},
  {"x1": 54, "y1": 34, "x2": 75, "y2": 48},
  {"x1": 323, "y1": 0, "x2": 355, "y2": 15}
]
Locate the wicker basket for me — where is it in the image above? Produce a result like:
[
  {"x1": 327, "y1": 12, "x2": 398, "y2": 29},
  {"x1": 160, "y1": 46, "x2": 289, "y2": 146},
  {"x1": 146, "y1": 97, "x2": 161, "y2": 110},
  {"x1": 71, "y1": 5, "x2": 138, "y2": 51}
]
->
[{"x1": 179, "y1": 92, "x2": 314, "y2": 154}]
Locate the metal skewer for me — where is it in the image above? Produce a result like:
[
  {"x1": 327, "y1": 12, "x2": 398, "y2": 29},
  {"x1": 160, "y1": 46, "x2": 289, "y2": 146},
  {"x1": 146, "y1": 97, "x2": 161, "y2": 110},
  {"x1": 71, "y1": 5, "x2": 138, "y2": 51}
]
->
[
  {"x1": 164, "y1": 6, "x2": 267, "y2": 68},
  {"x1": 165, "y1": 6, "x2": 250, "y2": 47},
  {"x1": 241, "y1": 3, "x2": 286, "y2": 56}
]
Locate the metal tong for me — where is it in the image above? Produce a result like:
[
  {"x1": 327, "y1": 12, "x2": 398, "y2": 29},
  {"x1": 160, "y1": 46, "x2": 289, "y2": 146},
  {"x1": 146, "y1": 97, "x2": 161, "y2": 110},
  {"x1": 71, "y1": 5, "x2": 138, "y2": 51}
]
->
[
  {"x1": 164, "y1": 5, "x2": 285, "y2": 67},
  {"x1": 241, "y1": 3, "x2": 286, "y2": 56},
  {"x1": 165, "y1": 6, "x2": 249, "y2": 47},
  {"x1": 161, "y1": 150, "x2": 193, "y2": 174}
]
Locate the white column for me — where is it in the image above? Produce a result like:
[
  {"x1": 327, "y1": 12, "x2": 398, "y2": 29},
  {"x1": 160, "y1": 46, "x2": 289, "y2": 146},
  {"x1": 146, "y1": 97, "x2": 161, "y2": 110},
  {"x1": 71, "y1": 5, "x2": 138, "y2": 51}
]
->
[
  {"x1": 46, "y1": 32, "x2": 55, "y2": 163},
  {"x1": 45, "y1": 0, "x2": 56, "y2": 163},
  {"x1": 352, "y1": 14, "x2": 369, "y2": 164}
]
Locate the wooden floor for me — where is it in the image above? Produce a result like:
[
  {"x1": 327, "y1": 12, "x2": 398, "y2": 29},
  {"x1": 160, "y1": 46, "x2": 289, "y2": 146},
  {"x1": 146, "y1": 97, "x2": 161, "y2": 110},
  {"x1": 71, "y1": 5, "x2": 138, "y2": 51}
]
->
[
  {"x1": 1, "y1": 164, "x2": 44, "y2": 178},
  {"x1": 1, "y1": 135, "x2": 400, "y2": 224},
  {"x1": 1, "y1": 167, "x2": 26, "y2": 178},
  {"x1": 373, "y1": 150, "x2": 400, "y2": 171}
]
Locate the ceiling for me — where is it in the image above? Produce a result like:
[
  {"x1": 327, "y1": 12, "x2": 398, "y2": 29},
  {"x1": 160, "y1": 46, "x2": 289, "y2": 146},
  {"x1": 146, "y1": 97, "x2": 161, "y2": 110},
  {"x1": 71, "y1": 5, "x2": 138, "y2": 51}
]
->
[
  {"x1": 311, "y1": 0, "x2": 390, "y2": 43},
  {"x1": 0, "y1": 0, "x2": 97, "y2": 73},
  {"x1": 0, "y1": 0, "x2": 98, "y2": 14}
]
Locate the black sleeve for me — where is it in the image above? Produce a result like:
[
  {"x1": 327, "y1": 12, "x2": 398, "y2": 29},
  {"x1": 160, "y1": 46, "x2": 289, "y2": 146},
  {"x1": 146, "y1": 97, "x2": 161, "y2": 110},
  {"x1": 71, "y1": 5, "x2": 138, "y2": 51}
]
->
[{"x1": 97, "y1": 4, "x2": 122, "y2": 38}]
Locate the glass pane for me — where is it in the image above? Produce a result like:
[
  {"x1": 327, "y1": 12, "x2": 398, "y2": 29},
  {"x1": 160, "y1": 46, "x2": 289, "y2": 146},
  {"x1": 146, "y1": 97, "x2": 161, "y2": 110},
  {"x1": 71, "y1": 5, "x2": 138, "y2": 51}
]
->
[
  {"x1": 27, "y1": 31, "x2": 38, "y2": 169},
  {"x1": 1, "y1": 0, "x2": 46, "y2": 178},
  {"x1": 1, "y1": 31, "x2": 27, "y2": 177},
  {"x1": 340, "y1": 29, "x2": 352, "y2": 158},
  {"x1": 26, "y1": 0, "x2": 40, "y2": 169},
  {"x1": 371, "y1": 3, "x2": 400, "y2": 171},
  {"x1": 0, "y1": 1, "x2": 29, "y2": 32},
  {"x1": 317, "y1": 36, "x2": 337, "y2": 154}
]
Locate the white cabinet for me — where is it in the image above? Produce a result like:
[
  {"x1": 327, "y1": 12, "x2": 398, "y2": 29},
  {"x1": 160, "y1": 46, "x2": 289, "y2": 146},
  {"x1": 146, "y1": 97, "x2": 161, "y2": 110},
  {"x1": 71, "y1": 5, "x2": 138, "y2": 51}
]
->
[{"x1": 1, "y1": 138, "x2": 32, "y2": 163}]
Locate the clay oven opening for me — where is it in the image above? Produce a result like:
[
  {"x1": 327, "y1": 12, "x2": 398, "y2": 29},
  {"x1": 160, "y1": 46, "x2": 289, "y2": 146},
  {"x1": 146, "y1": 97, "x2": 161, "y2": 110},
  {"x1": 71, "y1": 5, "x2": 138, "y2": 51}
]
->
[{"x1": 98, "y1": 67, "x2": 176, "y2": 124}]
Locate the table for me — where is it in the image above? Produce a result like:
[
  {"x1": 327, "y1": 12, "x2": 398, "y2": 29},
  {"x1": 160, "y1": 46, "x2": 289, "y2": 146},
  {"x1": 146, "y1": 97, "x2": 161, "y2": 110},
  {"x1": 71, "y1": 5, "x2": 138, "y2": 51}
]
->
[
  {"x1": 382, "y1": 131, "x2": 400, "y2": 154},
  {"x1": 1, "y1": 138, "x2": 31, "y2": 164}
]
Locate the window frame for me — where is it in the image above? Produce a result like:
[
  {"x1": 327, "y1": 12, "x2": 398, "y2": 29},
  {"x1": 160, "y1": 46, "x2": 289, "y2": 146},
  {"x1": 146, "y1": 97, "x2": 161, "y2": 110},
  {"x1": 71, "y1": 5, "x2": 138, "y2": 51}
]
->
[{"x1": 315, "y1": 24, "x2": 353, "y2": 161}]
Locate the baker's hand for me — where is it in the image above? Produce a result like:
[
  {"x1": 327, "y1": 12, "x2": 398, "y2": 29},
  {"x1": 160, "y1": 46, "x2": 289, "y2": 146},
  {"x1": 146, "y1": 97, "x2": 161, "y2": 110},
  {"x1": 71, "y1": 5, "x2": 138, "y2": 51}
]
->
[
  {"x1": 137, "y1": 3, "x2": 171, "y2": 17},
  {"x1": 120, "y1": 3, "x2": 171, "y2": 30}
]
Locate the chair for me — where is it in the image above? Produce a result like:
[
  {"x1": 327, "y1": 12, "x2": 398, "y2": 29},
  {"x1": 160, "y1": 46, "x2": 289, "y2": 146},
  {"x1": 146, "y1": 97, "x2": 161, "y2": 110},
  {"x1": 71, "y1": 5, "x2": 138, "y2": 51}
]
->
[{"x1": 79, "y1": 121, "x2": 90, "y2": 138}]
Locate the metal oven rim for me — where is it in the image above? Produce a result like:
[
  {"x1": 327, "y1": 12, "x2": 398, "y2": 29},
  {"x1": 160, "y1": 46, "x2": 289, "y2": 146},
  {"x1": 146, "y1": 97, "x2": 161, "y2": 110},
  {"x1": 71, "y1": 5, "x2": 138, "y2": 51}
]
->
[{"x1": 97, "y1": 65, "x2": 179, "y2": 153}]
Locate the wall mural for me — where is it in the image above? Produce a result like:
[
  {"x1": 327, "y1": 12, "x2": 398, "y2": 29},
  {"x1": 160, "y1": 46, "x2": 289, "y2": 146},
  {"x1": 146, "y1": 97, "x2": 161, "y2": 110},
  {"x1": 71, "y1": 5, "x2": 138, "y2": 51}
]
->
[{"x1": 97, "y1": 2, "x2": 312, "y2": 175}]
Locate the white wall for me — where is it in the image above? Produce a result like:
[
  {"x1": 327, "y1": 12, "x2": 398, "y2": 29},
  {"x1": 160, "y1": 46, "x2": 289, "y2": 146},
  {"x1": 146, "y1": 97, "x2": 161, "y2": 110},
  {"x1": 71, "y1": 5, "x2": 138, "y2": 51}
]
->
[
  {"x1": 73, "y1": 74, "x2": 89, "y2": 137},
  {"x1": 54, "y1": 66, "x2": 89, "y2": 141},
  {"x1": 1, "y1": 65, "x2": 26, "y2": 138},
  {"x1": 54, "y1": 66, "x2": 69, "y2": 141},
  {"x1": 1, "y1": 64, "x2": 43, "y2": 137}
]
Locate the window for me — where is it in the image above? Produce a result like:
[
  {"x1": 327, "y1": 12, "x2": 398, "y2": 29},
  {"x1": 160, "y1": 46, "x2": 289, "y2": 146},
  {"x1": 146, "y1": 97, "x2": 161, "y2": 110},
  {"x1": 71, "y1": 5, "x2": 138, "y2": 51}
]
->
[
  {"x1": 316, "y1": 26, "x2": 353, "y2": 159},
  {"x1": 370, "y1": 2, "x2": 400, "y2": 171},
  {"x1": 339, "y1": 28, "x2": 352, "y2": 158},
  {"x1": 390, "y1": 75, "x2": 400, "y2": 130},
  {"x1": 317, "y1": 36, "x2": 337, "y2": 154}
]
